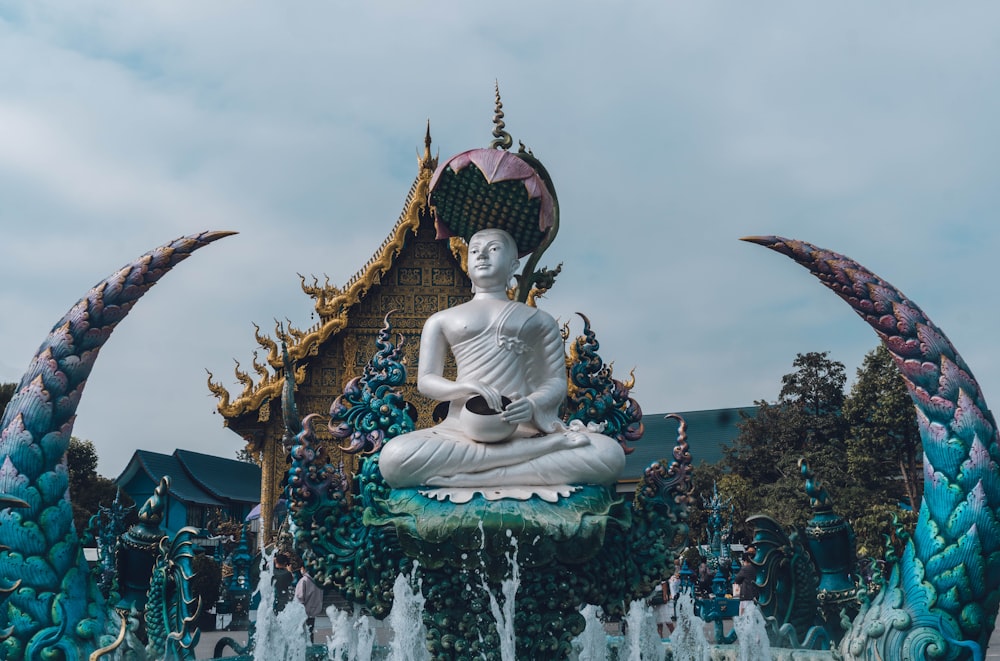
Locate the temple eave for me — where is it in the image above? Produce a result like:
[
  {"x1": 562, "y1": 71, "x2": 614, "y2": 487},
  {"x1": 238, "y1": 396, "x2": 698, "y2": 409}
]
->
[{"x1": 210, "y1": 363, "x2": 307, "y2": 420}]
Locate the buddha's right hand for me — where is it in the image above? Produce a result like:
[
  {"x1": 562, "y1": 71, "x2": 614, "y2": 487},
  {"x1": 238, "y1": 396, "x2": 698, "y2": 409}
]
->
[{"x1": 468, "y1": 382, "x2": 505, "y2": 413}]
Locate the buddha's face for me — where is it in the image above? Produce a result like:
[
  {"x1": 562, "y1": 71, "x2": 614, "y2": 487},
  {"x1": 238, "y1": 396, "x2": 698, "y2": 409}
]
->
[{"x1": 468, "y1": 229, "x2": 519, "y2": 290}]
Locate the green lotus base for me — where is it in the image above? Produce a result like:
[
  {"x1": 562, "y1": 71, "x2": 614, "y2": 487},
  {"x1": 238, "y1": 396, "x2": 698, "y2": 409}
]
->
[{"x1": 366, "y1": 485, "x2": 628, "y2": 580}]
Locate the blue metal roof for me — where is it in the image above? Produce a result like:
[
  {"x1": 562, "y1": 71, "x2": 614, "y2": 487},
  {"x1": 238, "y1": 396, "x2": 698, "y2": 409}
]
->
[
  {"x1": 115, "y1": 449, "x2": 260, "y2": 507},
  {"x1": 622, "y1": 407, "x2": 757, "y2": 481},
  {"x1": 174, "y1": 449, "x2": 261, "y2": 503},
  {"x1": 118, "y1": 450, "x2": 224, "y2": 506}
]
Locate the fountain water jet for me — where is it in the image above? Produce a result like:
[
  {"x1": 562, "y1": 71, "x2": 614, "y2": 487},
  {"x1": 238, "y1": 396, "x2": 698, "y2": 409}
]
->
[
  {"x1": 620, "y1": 599, "x2": 663, "y2": 661},
  {"x1": 668, "y1": 594, "x2": 710, "y2": 661},
  {"x1": 326, "y1": 606, "x2": 378, "y2": 661},
  {"x1": 387, "y1": 569, "x2": 430, "y2": 661},
  {"x1": 251, "y1": 548, "x2": 309, "y2": 661},
  {"x1": 732, "y1": 602, "x2": 771, "y2": 661},
  {"x1": 479, "y1": 531, "x2": 519, "y2": 661},
  {"x1": 571, "y1": 605, "x2": 610, "y2": 661}
]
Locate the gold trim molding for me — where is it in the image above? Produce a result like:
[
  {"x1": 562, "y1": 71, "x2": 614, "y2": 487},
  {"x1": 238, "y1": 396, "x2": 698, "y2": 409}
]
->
[{"x1": 208, "y1": 133, "x2": 439, "y2": 420}]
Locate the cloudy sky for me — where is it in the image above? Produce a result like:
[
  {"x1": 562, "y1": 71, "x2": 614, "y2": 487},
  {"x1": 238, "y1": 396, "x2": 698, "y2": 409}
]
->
[{"x1": 2, "y1": 2, "x2": 998, "y2": 478}]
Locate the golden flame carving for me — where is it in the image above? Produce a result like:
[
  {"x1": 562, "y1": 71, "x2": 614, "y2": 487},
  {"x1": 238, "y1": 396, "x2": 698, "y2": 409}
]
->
[
  {"x1": 623, "y1": 367, "x2": 636, "y2": 390},
  {"x1": 208, "y1": 135, "x2": 439, "y2": 419},
  {"x1": 205, "y1": 369, "x2": 231, "y2": 410},
  {"x1": 252, "y1": 322, "x2": 280, "y2": 366},
  {"x1": 298, "y1": 272, "x2": 339, "y2": 300},
  {"x1": 233, "y1": 359, "x2": 254, "y2": 398},
  {"x1": 251, "y1": 351, "x2": 270, "y2": 382},
  {"x1": 448, "y1": 236, "x2": 469, "y2": 273}
]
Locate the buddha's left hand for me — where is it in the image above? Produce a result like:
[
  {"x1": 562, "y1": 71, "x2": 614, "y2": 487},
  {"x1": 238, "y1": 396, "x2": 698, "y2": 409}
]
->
[{"x1": 501, "y1": 394, "x2": 534, "y2": 425}]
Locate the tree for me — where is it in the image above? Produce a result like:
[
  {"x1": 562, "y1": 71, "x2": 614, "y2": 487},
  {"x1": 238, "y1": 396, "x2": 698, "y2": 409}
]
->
[
  {"x1": 67, "y1": 437, "x2": 131, "y2": 535},
  {"x1": 0, "y1": 382, "x2": 15, "y2": 418},
  {"x1": 778, "y1": 351, "x2": 847, "y2": 444},
  {"x1": 721, "y1": 352, "x2": 850, "y2": 533},
  {"x1": 190, "y1": 553, "x2": 222, "y2": 612},
  {"x1": 843, "y1": 344, "x2": 922, "y2": 511},
  {"x1": 235, "y1": 446, "x2": 260, "y2": 464},
  {"x1": 839, "y1": 344, "x2": 921, "y2": 556},
  {"x1": 717, "y1": 347, "x2": 921, "y2": 559}
]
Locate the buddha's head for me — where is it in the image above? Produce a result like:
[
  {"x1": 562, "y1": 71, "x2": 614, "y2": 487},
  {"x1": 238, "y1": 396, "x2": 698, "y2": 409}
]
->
[{"x1": 468, "y1": 228, "x2": 519, "y2": 293}]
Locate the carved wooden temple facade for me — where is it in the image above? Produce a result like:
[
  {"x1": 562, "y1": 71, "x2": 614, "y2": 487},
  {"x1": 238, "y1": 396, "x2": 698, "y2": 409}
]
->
[
  {"x1": 206, "y1": 126, "x2": 756, "y2": 547},
  {"x1": 208, "y1": 131, "x2": 473, "y2": 542}
]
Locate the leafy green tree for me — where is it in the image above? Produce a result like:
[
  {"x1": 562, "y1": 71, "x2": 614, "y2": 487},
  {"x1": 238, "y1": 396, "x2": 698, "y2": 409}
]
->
[
  {"x1": 190, "y1": 553, "x2": 223, "y2": 611},
  {"x1": 778, "y1": 351, "x2": 847, "y2": 444},
  {"x1": 851, "y1": 503, "x2": 917, "y2": 559},
  {"x1": 67, "y1": 437, "x2": 131, "y2": 534},
  {"x1": 840, "y1": 344, "x2": 921, "y2": 556},
  {"x1": 235, "y1": 446, "x2": 260, "y2": 464},
  {"x1": 0, "y1": 382, "x2": 15, "y2": 417},
  {"x1": 717, "y1": 347, "x2": 921, "y2": 559},
  {"x1": 722, "y1": 352, "x2": 849, "y2": 534},
  {"x1": 843, "y1": 344, "x2": 922, "y2": 510}
]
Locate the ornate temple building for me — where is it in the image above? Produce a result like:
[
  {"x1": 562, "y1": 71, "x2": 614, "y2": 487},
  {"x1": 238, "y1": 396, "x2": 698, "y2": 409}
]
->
[
  {"x1": 207, "y1": 125, "x2": 754, "y2": 546},
  {"x1": 208, "y1": 130, "x2": 474, "y2": 542}
]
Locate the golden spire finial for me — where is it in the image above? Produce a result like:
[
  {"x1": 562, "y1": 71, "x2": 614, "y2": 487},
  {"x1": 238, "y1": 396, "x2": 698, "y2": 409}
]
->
[
  {"x1": 419, "y1": 119, "x2": 438, "y2": 169},
  {"x1": 490, "y1": 81, "x2": 513, "y2": 150}
]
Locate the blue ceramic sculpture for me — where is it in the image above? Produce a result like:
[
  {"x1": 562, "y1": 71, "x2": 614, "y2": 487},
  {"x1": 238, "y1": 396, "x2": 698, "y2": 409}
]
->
[
  {"x1": 0, "y1": 231, "x2": 230, "y2": 660},
  {"x1": 747, "y1": 236, "x2": 999, "y2": 661}
]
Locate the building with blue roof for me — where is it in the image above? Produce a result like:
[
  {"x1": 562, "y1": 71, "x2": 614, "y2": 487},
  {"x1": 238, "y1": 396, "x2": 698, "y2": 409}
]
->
[{"x1": 116, "y1": 449, "x2": 261, "y2": 538}]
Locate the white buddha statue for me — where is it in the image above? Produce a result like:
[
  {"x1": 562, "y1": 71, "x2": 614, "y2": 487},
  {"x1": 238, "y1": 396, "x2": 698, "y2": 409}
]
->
[{"x1": 378, "y1": 228, "x2": 625, "y2": 496}]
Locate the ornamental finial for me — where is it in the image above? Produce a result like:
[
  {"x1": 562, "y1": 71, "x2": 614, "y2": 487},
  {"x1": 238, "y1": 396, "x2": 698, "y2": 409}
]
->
[
  {"x1": 420, "y1": 119, "x2": 437, "y2": 169},
  {"x1": 490, "y1": 81, "x2": 513, "y2": 150},
  {"x1": 799, "y1": 457, "x2": 834, "y2": 510},
  {"x1": 136, "y1": 476, "x2": 170, "y2": 526}
]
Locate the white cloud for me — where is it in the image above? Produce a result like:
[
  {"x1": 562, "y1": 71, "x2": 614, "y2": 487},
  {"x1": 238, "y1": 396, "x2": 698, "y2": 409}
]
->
[{"x1": 1, "y1": 2, "x2": 998, "y2": 477}]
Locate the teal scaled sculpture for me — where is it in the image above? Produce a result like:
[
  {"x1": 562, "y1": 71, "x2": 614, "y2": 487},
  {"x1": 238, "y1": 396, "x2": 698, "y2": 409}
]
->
[
  {"x1": 798, "y1": 458, "x2": 858, "y2": 631},
  {"x1": 285, "y1": 312, "x2": 694, "y2": 660},
  {"x1": 565, "y1": 312, "x2": 644, "y2": 452},
  {"x1": 135, "y1": 479, "x2": 204, "y2": 660},
  {"x1": 746, "y1": 458, "x2": 857, "y2": 650},
  {"x1": 0, "y1": 231, "x2": 231, "y2": 660},
  {"x1": 747, "y1": 236, "x2": 1000, "y2": 661},
  {"x1": 695, "y1": 483, "x2": 741, "y2": 628},
  {"x1": 85, "y1": 489, "x2": 134, "y2": 604}
]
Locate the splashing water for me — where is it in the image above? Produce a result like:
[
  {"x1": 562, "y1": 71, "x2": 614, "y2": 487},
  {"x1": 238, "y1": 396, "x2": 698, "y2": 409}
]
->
[
  {"x1": 669, "y1": 594, "x2": 710, "y2": 661},
  {"x1": 476, "y1": 526, "x2": 520, "y2": 661},
  {"x1": 327, "y1": 604, "x2": 378, "y2": 661},
  {"x1": 571, "y1": 604, "x2": 609, "y2": 661},
  {"x1": 387, "y1": 568, "x2": 430, "y2": 661},
  {"x1": 252, "y1": 548, "x2": 309, "y2": 661},
  {"x1": 733, "y1": 601, "x2": 771, "y2": 661},
  {"x1": 620, "y1": 599, "x2": 664, "y2": 660}
]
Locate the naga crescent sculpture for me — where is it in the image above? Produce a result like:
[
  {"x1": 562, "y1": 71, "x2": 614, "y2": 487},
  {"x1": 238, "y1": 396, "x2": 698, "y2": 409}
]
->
[
  {"x1": 747, "y1": 236, "x2": 999, "y2": 661},
  {"x1": 0, "y1": 231, "x2": 232, "y2": 660},
  {"x1": 1, "y1": 222, "x2": 996, "y2": 661}
]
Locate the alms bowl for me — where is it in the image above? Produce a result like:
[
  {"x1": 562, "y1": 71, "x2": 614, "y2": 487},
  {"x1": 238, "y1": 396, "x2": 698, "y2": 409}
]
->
[{"x1": 462, "y1": 395, "x2": 516, "y2": 443}]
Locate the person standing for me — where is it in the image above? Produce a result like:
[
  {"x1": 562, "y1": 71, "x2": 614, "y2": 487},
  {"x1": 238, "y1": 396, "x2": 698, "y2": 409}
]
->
[
  {"x1": 668, "y1": 568, "x2": 682, "y2": 601},
  {"x1": 295, "y1": 566, "x2": 324, "y2": 642},
  {"x1": 651, "y1": 580, "x2": 672, "y2": 637},
  {"x1": 734, "y1": 552, "x2": 759, "y2": 616},
  {"x1": 271, "y1": 552, "x2": 294, "y2": 614}
]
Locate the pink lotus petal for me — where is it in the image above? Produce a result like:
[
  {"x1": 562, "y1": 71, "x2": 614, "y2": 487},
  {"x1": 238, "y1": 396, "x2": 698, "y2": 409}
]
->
[{"x1": 429, "y1": 147, "x2": 558, "y2": 239}]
